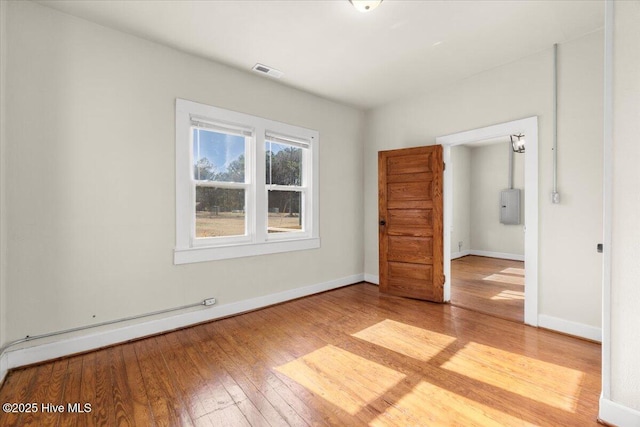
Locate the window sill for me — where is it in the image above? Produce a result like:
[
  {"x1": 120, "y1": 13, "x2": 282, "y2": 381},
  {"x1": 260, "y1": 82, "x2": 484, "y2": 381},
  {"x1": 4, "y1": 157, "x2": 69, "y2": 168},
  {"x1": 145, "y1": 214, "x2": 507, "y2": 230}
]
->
[{"x1": 174, "y1": 237, "x2": 320, "y2": 264}]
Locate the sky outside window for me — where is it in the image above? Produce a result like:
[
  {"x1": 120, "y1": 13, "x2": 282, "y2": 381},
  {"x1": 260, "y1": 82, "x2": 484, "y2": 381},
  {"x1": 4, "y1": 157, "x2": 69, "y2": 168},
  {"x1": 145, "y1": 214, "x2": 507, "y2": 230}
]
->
[{"x1": 193, "y1": 128, "x2": 246, "y2": 182}]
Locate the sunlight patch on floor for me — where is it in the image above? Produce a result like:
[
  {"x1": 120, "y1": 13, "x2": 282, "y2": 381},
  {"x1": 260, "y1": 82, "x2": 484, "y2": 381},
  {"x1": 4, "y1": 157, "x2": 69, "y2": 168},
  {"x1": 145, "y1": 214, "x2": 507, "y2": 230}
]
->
[
  {"x1": 501, "y1": 267, "x2": 525, "y2": 276},
  {"x1": 491, "y1": 289, "x2": 525, "y2": 300},
  {"x1": 483, "y1": 273, "x2": 525, "y2": 286},
  {"x1": 441, "y1": 342, "x2": 584, "y2": 412},
  {"x1": 352, "y1": 319, "x2": 457, "y2": 362},
  {"x1": 371, "y1": 380, "x2": 535, "y2": 427},
  {"x1": 274, "y1": 345, "x2": 406, "y2": 415}
]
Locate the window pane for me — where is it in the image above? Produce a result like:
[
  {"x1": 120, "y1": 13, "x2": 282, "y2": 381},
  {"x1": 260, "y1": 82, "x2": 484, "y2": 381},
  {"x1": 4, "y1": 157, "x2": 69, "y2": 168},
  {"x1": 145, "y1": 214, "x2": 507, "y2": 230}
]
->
[
  {"x1": 193, "y1": 128, "x2": 246, "y2": 182},
  {"x1": 268, "y1": 190, "x2": 303, "y2": 233},
  {"x1": 265, "y1": 141, "x2": 302, "y2": 186},
  {"x1": 196, "y1": 187, "x2": 246, "y2": 238}
]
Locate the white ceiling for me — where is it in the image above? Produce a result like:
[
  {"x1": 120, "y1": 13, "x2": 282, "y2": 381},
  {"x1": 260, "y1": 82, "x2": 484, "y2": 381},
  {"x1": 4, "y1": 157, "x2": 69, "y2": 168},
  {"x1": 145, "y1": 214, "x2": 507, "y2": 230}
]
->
[{"x1": 37, "y1": 0, "x2": 604, "y2": 109}]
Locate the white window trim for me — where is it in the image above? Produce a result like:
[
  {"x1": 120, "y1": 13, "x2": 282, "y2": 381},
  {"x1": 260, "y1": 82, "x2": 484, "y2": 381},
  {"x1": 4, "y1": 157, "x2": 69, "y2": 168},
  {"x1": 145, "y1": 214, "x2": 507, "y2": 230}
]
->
[{"x1": 175, "y1": 98, "x2": 320, "y2": 264}]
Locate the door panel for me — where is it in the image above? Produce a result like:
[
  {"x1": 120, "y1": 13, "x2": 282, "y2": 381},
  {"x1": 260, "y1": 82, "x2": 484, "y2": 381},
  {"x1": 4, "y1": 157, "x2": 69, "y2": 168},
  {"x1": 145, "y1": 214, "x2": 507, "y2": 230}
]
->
[
  {"x1": 387, "y1": 155, "x2": 433, "y2": 174},
  {"x1": 387, "y1": 236, "x2": 433, "y2": 264},
  {"x1": 387, "y1": 263, "x2": 435, "y2": 300},
  {"x1": 387, "y1": 172, "x2": 433, "y2": 184},
  {"x1": 378, "y1": 145, "x2": 444, "y2": 302},
  {"x1": 387, "y1": 181, "x2": 433, "y2": 202},
  {"x1": 387, "y1": 209, "x2": 433, "y2": 237}
]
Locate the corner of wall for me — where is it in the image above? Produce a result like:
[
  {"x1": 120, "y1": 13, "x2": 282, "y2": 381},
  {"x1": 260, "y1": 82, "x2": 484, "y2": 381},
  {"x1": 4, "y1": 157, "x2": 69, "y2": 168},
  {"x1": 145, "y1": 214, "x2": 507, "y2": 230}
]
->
[
  {"x1": 363, "y1": 273, "x2": 379, "y2": 285},
  {"x1": 601, "y1": 0, "x2": 614, "y2": 404},
  {"x1": 0, "y1": 353, "x2": 7, "y2": 386},
  {"x1": 0, "y1": 0, "x2": 9, "y2": 353},
  {"x1": 358, "y1": 108, "x2": 368, "y2": 275}
]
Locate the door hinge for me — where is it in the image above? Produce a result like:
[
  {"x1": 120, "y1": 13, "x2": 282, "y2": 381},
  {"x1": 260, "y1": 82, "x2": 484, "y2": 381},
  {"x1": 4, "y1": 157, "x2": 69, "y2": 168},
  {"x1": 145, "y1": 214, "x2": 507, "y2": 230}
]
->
[{"x1": 443, "y1": 162, "x2": 446, "y2": 171}]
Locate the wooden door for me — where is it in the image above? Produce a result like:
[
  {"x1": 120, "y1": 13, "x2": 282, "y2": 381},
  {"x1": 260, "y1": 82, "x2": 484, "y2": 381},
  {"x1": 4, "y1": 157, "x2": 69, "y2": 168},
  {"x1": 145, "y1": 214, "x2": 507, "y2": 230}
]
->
[{"x1": 378, "y1": 145, "x2": 444, "y2": 302}]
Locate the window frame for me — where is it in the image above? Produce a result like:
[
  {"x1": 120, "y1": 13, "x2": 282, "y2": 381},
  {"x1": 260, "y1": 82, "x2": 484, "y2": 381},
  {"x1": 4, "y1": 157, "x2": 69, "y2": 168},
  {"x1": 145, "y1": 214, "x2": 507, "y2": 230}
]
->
[
  {"x1": 175, "y1": 98, "x2": 319, "y2": 264},
  {"x1": 191, "y1": 125, "x2": 253, "y2": 247}
]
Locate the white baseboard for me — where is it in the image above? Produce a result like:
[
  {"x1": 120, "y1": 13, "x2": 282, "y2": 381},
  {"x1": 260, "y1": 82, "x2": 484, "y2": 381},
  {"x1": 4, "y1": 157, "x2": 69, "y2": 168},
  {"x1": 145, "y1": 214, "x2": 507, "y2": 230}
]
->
[
  {"x1": 0, "y1": 351, "x2": 7, "y2": 386},
  {"x1": 538, "y1": 314, "x2": 602, "y2": 342},
  {"x1": 451, "y1": 250, "x2": 471, "y2": 260},
  {"x1": 469, "y1": 249, "x2": 524, "y2": 262},
  {"x1": 364, "y1": 273, "x2": 379, "y2": 285},
  {"x1": 1, "y1": 274, "x2": 363, "y2": 372},
  {"x1": 599, "y1": 395, "x2": 640, "y2": 426}
]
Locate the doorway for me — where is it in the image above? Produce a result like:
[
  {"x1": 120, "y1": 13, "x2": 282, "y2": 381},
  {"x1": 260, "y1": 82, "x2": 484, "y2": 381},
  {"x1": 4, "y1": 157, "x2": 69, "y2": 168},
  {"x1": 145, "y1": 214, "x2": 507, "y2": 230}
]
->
[
  {"x1": 449, "y1": 139, "x2": 525, "y2": 322},
  {"x1": 436, "y1": 117, "x2": 539, "y2": 326}
]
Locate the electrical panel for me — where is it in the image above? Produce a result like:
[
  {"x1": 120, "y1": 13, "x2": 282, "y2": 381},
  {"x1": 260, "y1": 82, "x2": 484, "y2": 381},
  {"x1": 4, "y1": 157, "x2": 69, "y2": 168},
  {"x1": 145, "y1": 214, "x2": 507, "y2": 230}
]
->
[{"x1": 500, "y1": 189, "x2": 521, "y2": 225}]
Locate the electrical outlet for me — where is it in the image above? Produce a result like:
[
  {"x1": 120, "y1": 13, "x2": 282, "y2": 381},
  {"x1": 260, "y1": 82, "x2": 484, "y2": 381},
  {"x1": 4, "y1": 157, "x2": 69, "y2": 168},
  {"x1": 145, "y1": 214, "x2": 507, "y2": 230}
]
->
[{"x1": 203, "y1": 298, "x2": 216, "y2": 306}]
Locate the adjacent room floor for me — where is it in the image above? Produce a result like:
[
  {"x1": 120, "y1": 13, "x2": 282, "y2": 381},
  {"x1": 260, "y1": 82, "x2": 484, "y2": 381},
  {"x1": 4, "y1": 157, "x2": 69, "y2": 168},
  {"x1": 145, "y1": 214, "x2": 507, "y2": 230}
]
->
[
  {"x1": 0, "y1": 283, "x2": 600, "y2": 426},
  {"x1": 451, "y1": 255, "x2": 525, "y2": 323}
]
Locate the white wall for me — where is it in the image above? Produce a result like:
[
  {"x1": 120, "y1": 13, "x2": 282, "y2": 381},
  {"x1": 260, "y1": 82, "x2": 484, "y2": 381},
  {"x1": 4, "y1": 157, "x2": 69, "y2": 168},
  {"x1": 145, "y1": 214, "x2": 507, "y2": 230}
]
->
[
  {"x1": 0, "y1": 0, "x2": 7, "y2": 350},
  {"x1": 469, "y1": 143, "x2": 524, "y2": 256},
  {"x1": 544, "y1": 30, "x2": 605, "y2": 331},
  {"x1": 450, "y1": 145, "x2": 470, "y2": 256},
  {"x1": 610, "y1": 0, "x2": 640, "y2": 412},
  {"x1": 364, "y1": 30, "x2": 603, "y2": 332},
  {"x1": 2, "y1": 1, "x2": 364, "y2": 346}
]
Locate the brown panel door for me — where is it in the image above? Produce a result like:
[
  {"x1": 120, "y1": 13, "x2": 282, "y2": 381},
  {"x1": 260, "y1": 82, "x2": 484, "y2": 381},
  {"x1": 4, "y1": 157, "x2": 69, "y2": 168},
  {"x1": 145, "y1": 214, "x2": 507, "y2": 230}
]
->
[{"x1": 378, "y1": 145, "x2": 444, "y2": 302}]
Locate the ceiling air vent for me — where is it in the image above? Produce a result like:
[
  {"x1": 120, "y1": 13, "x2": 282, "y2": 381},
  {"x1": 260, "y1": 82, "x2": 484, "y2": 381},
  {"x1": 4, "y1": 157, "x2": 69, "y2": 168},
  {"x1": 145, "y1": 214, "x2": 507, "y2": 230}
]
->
[{"x1": 252, "y1": 63, "x2": 283, "y2": 79}]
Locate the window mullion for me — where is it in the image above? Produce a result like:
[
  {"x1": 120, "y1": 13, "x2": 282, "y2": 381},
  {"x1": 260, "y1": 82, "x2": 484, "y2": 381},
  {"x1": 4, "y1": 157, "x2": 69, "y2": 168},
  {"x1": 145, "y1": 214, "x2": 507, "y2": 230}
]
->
[{"x1": 254, "y1": 127, "x2": 267, "y2": 243}]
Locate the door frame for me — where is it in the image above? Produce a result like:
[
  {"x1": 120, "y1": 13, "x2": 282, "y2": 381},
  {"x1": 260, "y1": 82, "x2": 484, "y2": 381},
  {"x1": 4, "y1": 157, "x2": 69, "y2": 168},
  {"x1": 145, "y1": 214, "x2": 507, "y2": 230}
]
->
[{"x1": 436, "y1": 116, "x2": 539, "y2": 326}]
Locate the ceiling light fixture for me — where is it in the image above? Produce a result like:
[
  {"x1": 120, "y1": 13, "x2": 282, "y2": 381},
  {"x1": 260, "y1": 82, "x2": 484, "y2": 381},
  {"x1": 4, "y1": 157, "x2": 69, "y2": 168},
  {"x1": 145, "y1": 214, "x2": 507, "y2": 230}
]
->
[
  {"x1": 349, "y1": 0, "x2": 383, "y2": 13},
  {"x1": 511, "y1": 134, "x2": 526, "y2": 153}
]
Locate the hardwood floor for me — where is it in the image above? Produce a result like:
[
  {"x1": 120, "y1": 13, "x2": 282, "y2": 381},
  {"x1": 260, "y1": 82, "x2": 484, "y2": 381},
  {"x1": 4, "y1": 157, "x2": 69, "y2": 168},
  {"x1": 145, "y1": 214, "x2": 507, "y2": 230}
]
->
[
  {"x1": 0, "y1": 283, "x2": 600, "y2": 426},
  {"x1": 451, "y1": 255, "x2": 525, "y2": 322}
]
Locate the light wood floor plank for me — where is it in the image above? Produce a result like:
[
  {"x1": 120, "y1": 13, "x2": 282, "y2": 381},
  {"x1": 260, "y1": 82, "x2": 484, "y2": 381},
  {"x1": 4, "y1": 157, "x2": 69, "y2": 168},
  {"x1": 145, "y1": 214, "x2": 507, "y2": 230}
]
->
[
  {"x1": 452, "y1": 255, "x2": 525, "y2": 322},
  {"x1": 135, "y1": 337, "x2": 196, "y2": 427},
  {"x1": 94, "y1": 346, "x2": 115, "y2": 426},
  {"x1": 206, "y1": 318, "x2": 313, "y2": 427},
  {"x1": 58, "y1": 355, "x2": 83, "y2": 427},
  {"x1": 0, "y1": 368, "x2": 37, "y2": 427},
  {"x1": 120, "y1": 343, "x2": 156, "y2": 427},
  {"x1": 17, "y1": 363, "x2": 54, "y2": 426},
  {"x1": 79, "y1": 352, "x2": 97, "y2": 427},
  {"x1": 189, "y1": 326, "x2": 290, "y2": 427},
  {"x1": 173, "y1": 329, "x2": 260, "y2": 426},
  {"x1": 38, "y1": 358, "x2": 68, "y2": 427}
]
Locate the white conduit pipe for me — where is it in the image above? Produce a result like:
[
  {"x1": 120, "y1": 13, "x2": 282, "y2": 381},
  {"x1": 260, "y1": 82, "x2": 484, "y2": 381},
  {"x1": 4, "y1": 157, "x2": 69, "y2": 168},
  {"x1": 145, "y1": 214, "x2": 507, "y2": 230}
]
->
[
  {"x1": 508, "y1": 141, "x2": 514, "y2": 190},
  {"x1": 0, "y1": 300, "x2": 209, "y2": 359},
  {"x1": 552, "y1": 43, "x2": 560, "y2": 203}
]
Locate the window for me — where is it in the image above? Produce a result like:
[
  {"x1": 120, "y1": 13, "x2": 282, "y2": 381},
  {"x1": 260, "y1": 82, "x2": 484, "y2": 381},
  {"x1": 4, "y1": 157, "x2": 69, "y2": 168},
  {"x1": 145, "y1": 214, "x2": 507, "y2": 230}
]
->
[
  {"x1": 266, "y1": 133, "x2": 307, "y2": 234},
  {"x1": 175, "y1": 99, "x2": 319, "y2": 264}
]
